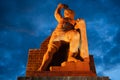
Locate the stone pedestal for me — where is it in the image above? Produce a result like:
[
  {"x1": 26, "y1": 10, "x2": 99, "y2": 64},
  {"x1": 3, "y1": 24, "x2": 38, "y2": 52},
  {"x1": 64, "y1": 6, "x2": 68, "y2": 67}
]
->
[
  {"x1": 18, "y1": 76, "x2": 109, "y2": 80},
  {"x1": 25, "y1": 71, "x2": 96, "y2": 77}
]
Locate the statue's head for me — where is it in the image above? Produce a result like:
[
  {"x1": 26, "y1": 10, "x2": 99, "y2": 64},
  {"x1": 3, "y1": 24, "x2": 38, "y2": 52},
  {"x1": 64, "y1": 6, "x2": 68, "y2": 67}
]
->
[{"x1": 64, "y1": 9, "x2": 75, "y2": 19}]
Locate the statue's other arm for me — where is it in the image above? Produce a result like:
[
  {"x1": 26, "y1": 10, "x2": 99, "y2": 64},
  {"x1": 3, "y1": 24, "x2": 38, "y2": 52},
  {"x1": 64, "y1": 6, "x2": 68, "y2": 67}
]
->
[
  {"x1": 75, "y1": 18, "x2": 89, "y2": 59},
  {"x1": 54, "y1": 3, "x2": 68, "y2": 22}
]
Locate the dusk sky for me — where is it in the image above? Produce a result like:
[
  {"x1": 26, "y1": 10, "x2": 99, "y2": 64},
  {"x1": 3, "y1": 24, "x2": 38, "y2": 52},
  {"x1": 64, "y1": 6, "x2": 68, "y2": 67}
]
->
[{"x1": 0, "y1": 0, "x2": 120, "y2": 80}]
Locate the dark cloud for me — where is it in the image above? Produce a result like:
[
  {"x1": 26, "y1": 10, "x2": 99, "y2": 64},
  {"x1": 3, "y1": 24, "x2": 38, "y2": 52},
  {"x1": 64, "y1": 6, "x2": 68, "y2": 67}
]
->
[
  {"x1": 0, "y1": 28, "x2": 45, "y2": 80},
  {"x1": 85, "y1": 1, "x2": 120, "y2": 77},
  {"x1": 0, "y1": 47, "x2": 26, "y2": 79}
]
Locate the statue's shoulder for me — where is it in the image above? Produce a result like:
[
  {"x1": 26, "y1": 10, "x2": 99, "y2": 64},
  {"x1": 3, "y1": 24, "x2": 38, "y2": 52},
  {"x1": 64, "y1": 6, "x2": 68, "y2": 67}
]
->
[
  {"x1": 76, "y1": 18, "x2": 85, "y2": 21},
  {"x1": 76, "y1": 18, "x2": 86, "y2": 24}
]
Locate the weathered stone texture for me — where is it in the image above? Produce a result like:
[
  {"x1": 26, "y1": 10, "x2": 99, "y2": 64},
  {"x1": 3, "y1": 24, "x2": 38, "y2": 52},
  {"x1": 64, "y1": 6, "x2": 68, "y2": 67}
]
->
[{"x1": 18, "y1": 76, "x2": 109, "y2": 80}]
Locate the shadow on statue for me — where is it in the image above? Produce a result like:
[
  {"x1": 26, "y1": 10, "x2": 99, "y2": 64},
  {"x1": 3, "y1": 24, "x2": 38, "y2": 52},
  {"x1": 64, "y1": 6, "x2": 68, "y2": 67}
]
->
[{"x1": 47, "y1": 40, "x2": 84, "y2": 71}]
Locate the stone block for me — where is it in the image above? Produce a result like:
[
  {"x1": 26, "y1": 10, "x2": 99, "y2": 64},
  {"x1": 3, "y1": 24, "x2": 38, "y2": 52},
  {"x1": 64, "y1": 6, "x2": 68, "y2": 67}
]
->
[
  {"x1": 50, "y1": 61, "x2": 91, "y2": 72},
  {"x1": 18, "y1": 76, "x2": 109, "y2": 80}
]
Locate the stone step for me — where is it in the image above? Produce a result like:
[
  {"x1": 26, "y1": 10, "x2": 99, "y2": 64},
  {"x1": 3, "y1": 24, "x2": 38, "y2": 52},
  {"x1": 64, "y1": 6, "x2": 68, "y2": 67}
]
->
[
  {"x1": 50, "y1": 61, "x2": 91, "y2": 72},
  {"x1": 18, "y1": 76, "x2": 109, "y2": 80},
  {"x1": 26, "y1": 71, "x2": 96, "y2": 77}
]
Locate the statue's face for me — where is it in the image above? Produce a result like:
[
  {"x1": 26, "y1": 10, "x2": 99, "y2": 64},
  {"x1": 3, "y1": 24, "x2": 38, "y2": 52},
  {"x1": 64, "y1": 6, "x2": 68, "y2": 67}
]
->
[{"x1": 64, "y1": 9, "x2": 75, "y2": 19}]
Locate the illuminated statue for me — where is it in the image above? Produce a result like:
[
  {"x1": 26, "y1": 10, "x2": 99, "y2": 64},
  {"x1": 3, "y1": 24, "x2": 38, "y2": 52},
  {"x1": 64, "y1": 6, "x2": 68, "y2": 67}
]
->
[{"x1": 38, "y1": 3, "x2": 88, "y2": 71}]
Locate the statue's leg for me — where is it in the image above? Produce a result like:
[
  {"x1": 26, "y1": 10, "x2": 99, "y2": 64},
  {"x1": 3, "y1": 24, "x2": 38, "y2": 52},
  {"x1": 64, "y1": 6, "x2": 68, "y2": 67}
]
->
[
  {"x1": 65, "y1": 30, "x2": 80, "y2": 62},
  {"x1": 38, "y1": 42, "x2": 61, "y2": 71}
]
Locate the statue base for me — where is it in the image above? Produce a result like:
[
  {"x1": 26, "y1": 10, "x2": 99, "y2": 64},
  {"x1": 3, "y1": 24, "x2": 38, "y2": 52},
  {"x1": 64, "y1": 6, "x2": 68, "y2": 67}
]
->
[
  {"x1": 26, "y1": 71, "x2": 96, "y2": 76},
  {"x1": 18, "y1": 76, "x2": 109, "y2": 80}
]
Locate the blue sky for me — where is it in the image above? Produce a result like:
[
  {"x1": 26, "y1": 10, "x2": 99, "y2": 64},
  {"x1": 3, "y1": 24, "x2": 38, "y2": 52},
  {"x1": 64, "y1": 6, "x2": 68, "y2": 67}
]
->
[{"x1": 0, "y1": 0, "x2": 120, "y2": 80}]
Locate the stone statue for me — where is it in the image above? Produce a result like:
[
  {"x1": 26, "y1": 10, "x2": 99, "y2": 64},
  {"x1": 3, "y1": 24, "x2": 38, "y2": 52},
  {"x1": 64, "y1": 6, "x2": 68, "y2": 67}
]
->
[{"x1": 38, "y1": 3, "x2": 88, "y2": 71}]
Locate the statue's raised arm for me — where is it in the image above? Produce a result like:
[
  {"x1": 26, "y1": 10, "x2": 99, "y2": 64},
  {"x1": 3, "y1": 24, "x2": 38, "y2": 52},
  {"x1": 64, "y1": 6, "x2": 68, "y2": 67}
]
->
[{"x1": 54, "y1": 3, "x2": 68, "y2": 22}]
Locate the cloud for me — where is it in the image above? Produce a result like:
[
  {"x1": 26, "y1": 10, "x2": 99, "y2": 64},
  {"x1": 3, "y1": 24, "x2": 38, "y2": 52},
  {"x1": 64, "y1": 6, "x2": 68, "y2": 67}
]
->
[
  {"x1": 0, "y1": 48, "x2": 26, "y2": 80},
  {"x1": 0, "y1": 29, "x2": 43, "y2": 80},
  {"x1": 86, "y1": 10, "x2": 120, "y2": 77},
  {"x1": 102, "y1": 65, "x2": 120, "y2": 80}
]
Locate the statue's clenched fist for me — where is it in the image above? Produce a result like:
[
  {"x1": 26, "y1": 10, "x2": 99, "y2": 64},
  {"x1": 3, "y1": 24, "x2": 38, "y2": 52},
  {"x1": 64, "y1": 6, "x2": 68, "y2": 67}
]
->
[{"x1": 58, "y1": 3, "x2": 68, "y2": 9}]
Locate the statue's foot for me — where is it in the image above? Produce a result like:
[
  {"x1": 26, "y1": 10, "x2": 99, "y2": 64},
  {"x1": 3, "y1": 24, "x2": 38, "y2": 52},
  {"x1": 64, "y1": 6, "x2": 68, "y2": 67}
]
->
[
  {"x1": 61, "y1": 61, "x2": 67, "y2": 66},
  {"x1": 67, "y1": 57, "x2": 78, "y2": 62},
  {"x1": 61, "y1": 60, "x2": 81, "y2": 67},
  {"x1": 37, "y1": 67, "x2": 42, "y2": 71}
]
